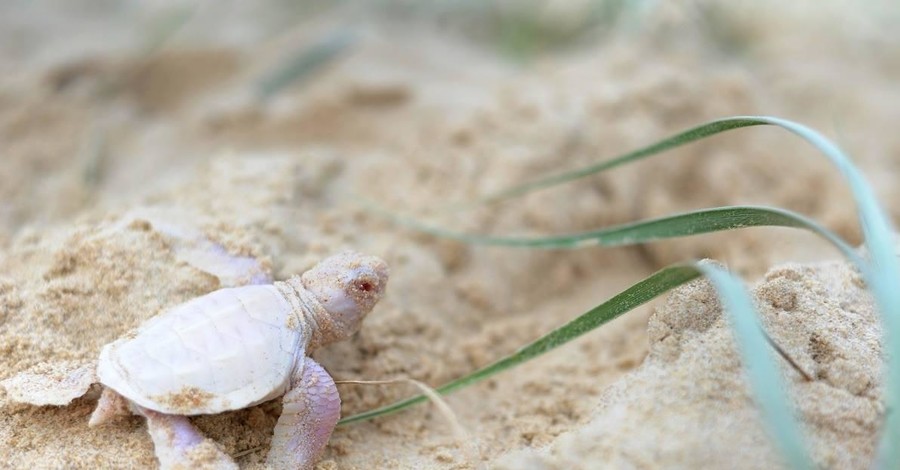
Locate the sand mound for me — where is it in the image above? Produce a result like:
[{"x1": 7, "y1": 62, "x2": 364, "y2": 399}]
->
[{"x1": 497, "y1": 257, "x2": 883, "y2": 469}]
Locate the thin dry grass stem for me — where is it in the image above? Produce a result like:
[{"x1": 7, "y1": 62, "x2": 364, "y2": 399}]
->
[
  {"x1": 336, "y1": 378, "x2": 482, "y2": 467},
  {"x1": 232, "y1": 445, "x2": 264, "y2": 459},
  {"x1": 762, "y1": 330, "x2": 814, "y2": 382}
]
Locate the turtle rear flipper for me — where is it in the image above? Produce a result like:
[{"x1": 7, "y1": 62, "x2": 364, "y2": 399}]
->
[{"x1": 0, "y1": 361, "x2": 96, "y2": 406}]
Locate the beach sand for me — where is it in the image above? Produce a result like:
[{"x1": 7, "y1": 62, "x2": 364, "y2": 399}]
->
[{"x1": 1, "y1": 2, "x2": 898, "y2": 468}]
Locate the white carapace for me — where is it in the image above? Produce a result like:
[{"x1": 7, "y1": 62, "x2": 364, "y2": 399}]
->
[{"x1": 2, "y1": 251, "x2": 390, "y2": 470}]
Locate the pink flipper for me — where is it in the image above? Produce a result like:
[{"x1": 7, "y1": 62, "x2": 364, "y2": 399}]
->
[
  {"x1": 88, "y1": 387, "x2": 130, "y2": 426},
  {"x1": 266, "y1": 357, "x2": 341, "y2": 470},
  {"x1": 132, "y1": 405, "x2": 238, "y2": 470}
]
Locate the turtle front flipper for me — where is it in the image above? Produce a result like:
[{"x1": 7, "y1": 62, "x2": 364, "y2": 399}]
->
[
  {"x1": 0, "y1": 361, "x2": 96, "y2": 406},
  {"x1": 266, "y1": 357, "x2": 341, "y2": 470},
  {"x1": 88, "y1": 387, "x2": 130, "y2": 426},
  {"x1": 132, "y1": 405, "x2": 238, "y2": 470}
]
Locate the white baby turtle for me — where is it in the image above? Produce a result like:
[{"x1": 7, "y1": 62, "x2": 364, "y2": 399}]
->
[{"x1": 2, "y1": 251, "x2": 389, "y2": 470}]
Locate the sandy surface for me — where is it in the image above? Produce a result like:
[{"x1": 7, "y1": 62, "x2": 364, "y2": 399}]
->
[{"x1": 0, "y1": 2, "x2": 898, "y2": 469}]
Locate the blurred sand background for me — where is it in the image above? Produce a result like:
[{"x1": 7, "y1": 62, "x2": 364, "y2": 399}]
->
[{"x1": 0, "y1": 1, "x2": 899, "y2": 468}]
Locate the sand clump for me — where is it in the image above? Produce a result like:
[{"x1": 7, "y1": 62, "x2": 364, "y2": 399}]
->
[{"x1": 498, "y1": 258, "x2": 883, "y2": 469}]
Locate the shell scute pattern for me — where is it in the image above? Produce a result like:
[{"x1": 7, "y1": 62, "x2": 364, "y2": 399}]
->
[{"x1": 98, "y1": 284, "x2": 303, "y2": 414}]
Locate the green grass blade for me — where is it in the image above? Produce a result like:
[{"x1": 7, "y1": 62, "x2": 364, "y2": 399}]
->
[
  {"x1": 256, "y1": 29, "x2": 357, "y2": 100},
  {"x1": 374, "y1": 204, "x2": 859, "y2": 264},
  {"x1": 339, "y1": 263, "x2": 703, "y2": 425},
  {"x1": 461, "y1": 117, "x2": 766, "y2": 208},
  {"x1": 698, "y1": 261, "x2": 811, "y2": 470}
]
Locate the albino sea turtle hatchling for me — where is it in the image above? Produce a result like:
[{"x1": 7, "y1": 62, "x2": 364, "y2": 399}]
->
[{"x1": 1, "y1": 251, "x2": 389, "y2": 470}]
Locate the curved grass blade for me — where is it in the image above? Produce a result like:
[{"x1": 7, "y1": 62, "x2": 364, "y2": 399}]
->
[
  {"x1": 438, "y1": 114, "x2": 895, "y2": 466},
  {"x1": 733, "y1": 117, "x2": 899, "y2": 468},
  {"x1": 339, "y1": 263, "x2": 703, "y2": 425},
  {"x1": 457, "y1": 117, "x2": 767, "y2": 208},
  {"x1": 373, "y1": 203, "x2": 860, "y2": 264},
  {"x1": 698, "y1": 261, "x2": 811, "y2": 470}
]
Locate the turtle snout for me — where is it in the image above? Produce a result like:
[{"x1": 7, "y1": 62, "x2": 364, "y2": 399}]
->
[
  {"x1": 352, "y1": 256, "x2": 389, "y2": 296},
  {"x1": 345, "y1": 255, "x2": 389, "y2": 314},
  {"x1": 301, "y1": 252, "x2": 390, "y2": 339}
]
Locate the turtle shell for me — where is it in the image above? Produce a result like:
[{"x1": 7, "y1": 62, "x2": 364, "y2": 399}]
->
[{"x1": 97, "y1": 284, "x2": 307, "y2": 415}]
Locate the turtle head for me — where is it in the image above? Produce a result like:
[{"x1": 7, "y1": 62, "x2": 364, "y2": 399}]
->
[{"x1": 301, "y1": 251, "x2": 389, "y2": 344}]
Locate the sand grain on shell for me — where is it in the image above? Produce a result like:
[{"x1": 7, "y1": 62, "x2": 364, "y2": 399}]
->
[{"x1": 152, "y1": 387, "x2": 220, "y2": 415}]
